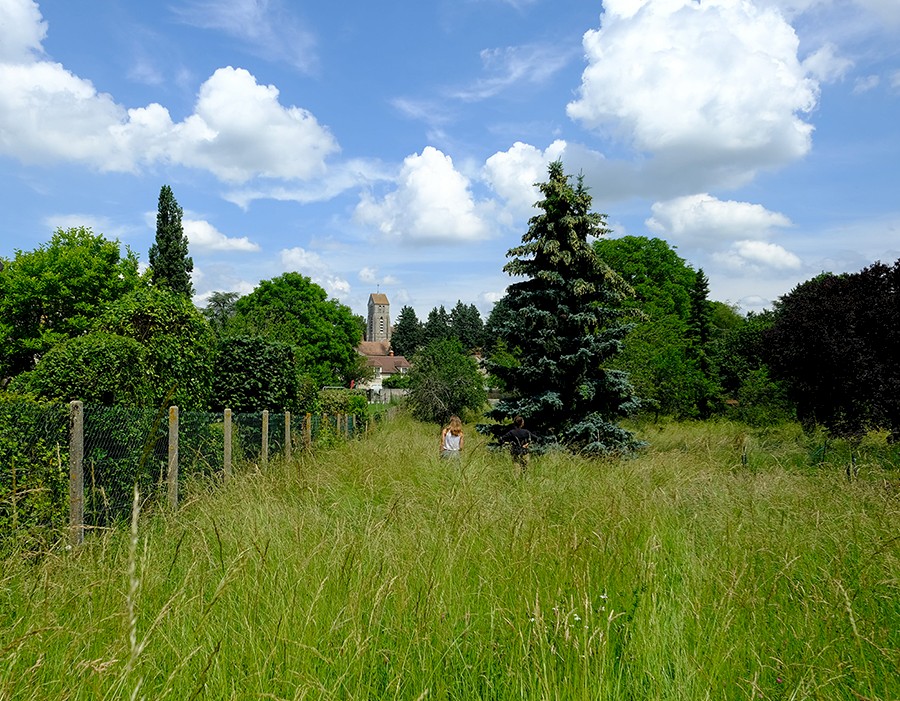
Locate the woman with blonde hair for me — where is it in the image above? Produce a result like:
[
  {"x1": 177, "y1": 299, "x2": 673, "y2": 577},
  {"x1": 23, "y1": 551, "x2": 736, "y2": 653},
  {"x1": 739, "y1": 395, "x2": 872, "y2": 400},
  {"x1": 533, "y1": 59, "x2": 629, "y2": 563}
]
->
[{"x1": 439, "y1": 415, "x2": 464, "y2": 459}]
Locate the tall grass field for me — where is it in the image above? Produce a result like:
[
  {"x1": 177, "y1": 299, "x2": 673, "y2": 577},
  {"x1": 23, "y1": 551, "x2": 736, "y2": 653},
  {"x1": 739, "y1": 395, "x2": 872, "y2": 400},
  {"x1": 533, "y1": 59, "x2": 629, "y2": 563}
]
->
[{"x1": 1, "y1": 414, "x2": 898, "y2": 700}]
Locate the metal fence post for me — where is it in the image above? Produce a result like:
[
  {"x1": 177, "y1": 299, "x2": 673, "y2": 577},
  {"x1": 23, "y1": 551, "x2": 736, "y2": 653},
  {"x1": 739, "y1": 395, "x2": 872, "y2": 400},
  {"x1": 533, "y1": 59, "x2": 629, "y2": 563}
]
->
[
  {"x1": 224, "y1": 408, "x2": 232, "y2": 481},
  {"x1": 69, "y1": 400, "x2": 84, "y2": 546},
  {"x1": 168, "y1": 405, "x2": 179, "y2": 509},
  {"x1": 261, "y1": 409, "x2": 269, "y2": 468}
]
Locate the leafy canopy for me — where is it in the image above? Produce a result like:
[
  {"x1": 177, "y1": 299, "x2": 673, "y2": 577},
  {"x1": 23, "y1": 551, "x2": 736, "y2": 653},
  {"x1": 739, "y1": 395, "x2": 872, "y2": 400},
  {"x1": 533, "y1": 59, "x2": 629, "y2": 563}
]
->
[
  {"x1": 407, "y1": 338, "x2": 487, "y2": 425},
  {"x1": 229, "y1": 272, "x2": 365, "y2": 388},
  {"x1": 0, "y1": 227, "x2": 141, "y2": 378},
  {"x1": 94, "y1": 286, "x2": 214, "y2": 409}
]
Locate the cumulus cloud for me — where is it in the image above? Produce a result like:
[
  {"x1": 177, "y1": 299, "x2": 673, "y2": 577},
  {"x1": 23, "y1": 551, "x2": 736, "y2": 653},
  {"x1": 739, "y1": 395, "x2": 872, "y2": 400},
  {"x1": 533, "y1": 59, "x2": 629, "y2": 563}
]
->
[
  {"x1": 280, "y1": 246, "x2": 350, "y2": 298},
  {"x1": 183, "y1": 219, "x2": 260, "y2": 252},
  {"x1": 170, "y1": 67, "x2": 338, "y2": 182},
  {"x1": 355, "y1": 147, "x2": 491, "y2": 244},
  {"x1": 0, "y1": 1, "x2": 337, "y2": 182},
  {"x1": 0, "y1": 0, "x2": 45, "y2": 61},
  {"x1": 647, "y1": 194, "x2": 792, "y2": 246},
  {"x1": 713, "y1": 240, "x2": 802, "y2": 270},
  {"x1": 483, "y1": 140, "x2": 567, "y2": 216},
  {"x1": 567, "y1": 0, "x2": 818, "y2": 177}
]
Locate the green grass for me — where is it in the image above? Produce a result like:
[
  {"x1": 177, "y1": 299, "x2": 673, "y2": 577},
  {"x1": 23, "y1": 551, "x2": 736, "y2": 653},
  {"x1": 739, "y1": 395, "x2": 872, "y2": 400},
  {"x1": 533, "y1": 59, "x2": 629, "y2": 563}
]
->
[{"x1": 1, "y1": 415, "x2": 898, "y2": 700}]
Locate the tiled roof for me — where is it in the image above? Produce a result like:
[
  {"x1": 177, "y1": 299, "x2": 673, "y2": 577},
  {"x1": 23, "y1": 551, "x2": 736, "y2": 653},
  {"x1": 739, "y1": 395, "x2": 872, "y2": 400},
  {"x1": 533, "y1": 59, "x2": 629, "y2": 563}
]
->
[
  {"x1": 369, "y1": 293, "x2": 389, "y2": 305},
  {"x1": 358, "y1": 340, "x2": 391, "y2": 356},
  {"x1": 367, "y1": 355, "x2": 410, "y2": 373}
]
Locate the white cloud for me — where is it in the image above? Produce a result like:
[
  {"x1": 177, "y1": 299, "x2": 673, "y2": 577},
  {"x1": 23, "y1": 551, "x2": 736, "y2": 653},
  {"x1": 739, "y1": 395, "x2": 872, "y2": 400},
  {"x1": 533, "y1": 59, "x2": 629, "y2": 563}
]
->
[
  {"x1": 567, "y1": 0, "x2": 818, "y2": 176},
  {"x1": 183, "y1": 219, "x2": 260, "y2": 252},
  {"x1": 224, "y1": 158, "x2": 391, "y2": 209},
  {"x1": 170, "y1": 67, "x2": 338, "y2": 183},
  {"x1": 713, "y1": 240, "x2": 802, "y2": 270},
  {"x1": 359, "y1": 267, "x2": 398, "y2": 286},
  {"x1": 647, "y1": 194, "x2": 792, "y2": 246},
  {"x1": 0, "y1": 3, "x2": 337, "y2": 182},
  {"x1": 0, "y1": 0, "x2": 45, "y2": 62},
  {"x1": 450, "y1": 44, "x2": 573, "y2": 101},
  {"x1": 802, "y1": 43, "x2": 852, "y2": 83},
  {"x1": 280, "y1": 246, "x2": 350, "y2": 298},
  {"x1": 355, "y1": 147, "x2": 491, "y2": 244},
  {"x1": 853, "y1": 75, "x2": 880, "y2": 93},
  {"x1": 172, "y1": 0, "x2": 318, "y2": 73},
  {"x1": 483, "y1": 140, "x2": 567, "y2": 216}
]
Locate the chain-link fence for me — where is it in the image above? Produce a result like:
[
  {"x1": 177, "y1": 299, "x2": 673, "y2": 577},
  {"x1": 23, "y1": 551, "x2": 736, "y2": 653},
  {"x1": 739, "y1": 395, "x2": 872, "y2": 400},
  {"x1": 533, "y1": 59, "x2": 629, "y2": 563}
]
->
[{"x1": 1, "y1": 397, "x2": 374, "y2": 554}]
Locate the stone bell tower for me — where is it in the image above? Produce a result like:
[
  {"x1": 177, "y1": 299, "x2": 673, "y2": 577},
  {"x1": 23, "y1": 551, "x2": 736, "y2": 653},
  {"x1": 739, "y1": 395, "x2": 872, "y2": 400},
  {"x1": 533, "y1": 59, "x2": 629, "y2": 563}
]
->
[{"x1": 367, "y1": 293, "x2": 390, "y2": 342}]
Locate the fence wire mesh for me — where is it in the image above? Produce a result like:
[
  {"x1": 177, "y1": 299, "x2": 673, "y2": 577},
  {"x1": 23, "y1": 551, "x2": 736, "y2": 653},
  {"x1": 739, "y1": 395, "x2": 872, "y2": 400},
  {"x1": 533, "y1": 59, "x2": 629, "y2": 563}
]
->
[{"x1": 1, "y1": 398, "x2": 371, "y2": 552}]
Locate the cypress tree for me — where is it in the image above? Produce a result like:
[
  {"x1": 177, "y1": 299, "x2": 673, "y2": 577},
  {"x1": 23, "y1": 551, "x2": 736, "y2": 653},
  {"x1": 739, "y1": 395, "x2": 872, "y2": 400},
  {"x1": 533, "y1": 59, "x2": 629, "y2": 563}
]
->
[{"x1": 149, "y1": 185, "x2": 193, "y2": 296}]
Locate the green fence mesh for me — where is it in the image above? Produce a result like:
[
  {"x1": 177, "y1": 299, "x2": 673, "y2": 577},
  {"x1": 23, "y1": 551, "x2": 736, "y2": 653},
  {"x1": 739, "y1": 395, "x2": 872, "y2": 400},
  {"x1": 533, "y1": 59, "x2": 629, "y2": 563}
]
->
[{"x1": 1, "y1": 399, "x2": 370, "y2": 552}]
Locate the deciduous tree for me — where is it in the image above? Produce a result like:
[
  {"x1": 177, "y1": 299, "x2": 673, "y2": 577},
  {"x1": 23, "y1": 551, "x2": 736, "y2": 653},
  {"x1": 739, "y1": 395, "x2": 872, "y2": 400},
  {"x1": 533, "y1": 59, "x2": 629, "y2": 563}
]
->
[
  {"x1": 0, "y1": 227, "x2": 141, "y2": 378},
  {"x1": 407, "y1": 338, "x2": 486, "y2": 424},
  {"x1": 229, "y1": 272, "x2": 365, "y2": 388}
]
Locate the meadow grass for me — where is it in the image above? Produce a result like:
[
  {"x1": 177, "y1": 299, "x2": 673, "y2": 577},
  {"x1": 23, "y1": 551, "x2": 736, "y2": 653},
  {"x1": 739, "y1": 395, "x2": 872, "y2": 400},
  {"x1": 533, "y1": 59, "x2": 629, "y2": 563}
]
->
[{"x1": 1, "y1": 414, "x2": 897, "y2": 700}]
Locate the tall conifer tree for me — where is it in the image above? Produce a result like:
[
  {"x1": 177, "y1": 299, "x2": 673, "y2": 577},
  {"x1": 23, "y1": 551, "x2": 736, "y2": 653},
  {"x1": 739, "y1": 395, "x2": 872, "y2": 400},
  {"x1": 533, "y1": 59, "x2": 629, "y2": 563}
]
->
[
  {"x1": 483, "y1": 161, "x2": 641, "y2": 454},
  {"x1": 149, "y1": 185, "x2": 193, "y2": 296}
]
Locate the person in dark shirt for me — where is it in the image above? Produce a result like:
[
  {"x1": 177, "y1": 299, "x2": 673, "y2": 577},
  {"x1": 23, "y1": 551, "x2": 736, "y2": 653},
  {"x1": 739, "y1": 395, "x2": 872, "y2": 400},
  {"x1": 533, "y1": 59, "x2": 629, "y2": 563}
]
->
[{"x1": 501, "y1": 416, "x2": 533, "y2": 472}]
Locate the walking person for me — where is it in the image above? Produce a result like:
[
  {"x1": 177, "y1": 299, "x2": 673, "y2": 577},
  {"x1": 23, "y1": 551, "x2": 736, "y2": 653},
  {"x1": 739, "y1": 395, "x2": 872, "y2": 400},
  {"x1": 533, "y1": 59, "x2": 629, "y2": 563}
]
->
[
  {"x1": 501, "y1": 416, "x2": 533, "y2": 473},
  {"x1": 439, "y1": 415, "x2": 464, "y2": 459}
]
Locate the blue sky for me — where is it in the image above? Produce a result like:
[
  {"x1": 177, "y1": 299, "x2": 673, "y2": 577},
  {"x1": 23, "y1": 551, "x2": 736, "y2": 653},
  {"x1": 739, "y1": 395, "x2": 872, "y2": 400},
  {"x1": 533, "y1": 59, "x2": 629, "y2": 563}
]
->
[{"x1": 2, "y1": 0, "x2": 898, "y2": 321}]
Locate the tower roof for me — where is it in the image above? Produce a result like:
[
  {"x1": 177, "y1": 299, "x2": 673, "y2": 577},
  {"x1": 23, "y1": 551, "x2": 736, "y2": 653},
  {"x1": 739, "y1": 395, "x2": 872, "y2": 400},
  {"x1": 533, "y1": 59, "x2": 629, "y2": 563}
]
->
[{"x1": 369, "y1": 293, "x2": 389, "y2": 305}]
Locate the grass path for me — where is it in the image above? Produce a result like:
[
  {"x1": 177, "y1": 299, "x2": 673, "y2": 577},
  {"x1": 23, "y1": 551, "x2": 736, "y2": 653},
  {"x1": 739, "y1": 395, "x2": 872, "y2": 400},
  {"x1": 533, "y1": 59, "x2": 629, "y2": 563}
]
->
[{"x1": 1, "y1": 415, "x2": 898, "y2": 700}]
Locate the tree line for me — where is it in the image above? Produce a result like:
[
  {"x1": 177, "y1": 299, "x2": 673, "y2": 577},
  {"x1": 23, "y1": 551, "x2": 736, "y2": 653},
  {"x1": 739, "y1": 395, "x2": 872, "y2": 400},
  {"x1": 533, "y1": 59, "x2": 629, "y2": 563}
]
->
[{"x1": 3, "y1": 169, "x2": 898, "y2": 455}]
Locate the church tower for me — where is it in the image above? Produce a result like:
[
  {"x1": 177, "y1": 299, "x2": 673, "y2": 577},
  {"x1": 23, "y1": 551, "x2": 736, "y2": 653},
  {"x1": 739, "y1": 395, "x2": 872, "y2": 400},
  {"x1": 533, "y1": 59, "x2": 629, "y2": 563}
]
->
[{"x1": 367, "y1": 293, "x2": 390, "y2": 342}]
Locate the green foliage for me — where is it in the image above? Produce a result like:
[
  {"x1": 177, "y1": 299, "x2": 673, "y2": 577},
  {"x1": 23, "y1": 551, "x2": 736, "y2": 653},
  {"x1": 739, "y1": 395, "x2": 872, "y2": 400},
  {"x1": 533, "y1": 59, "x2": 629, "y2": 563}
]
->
[
  {"x1": 449, "y1": 300, "x2": 485, "y2": 351},
  {"x1": 202, "y1": 291, "x2": 240, "y2": 336},
  {"x1": 11, "y1": 332, "x2": 151, "y2": 406},
  {"x1": 484, "y1": 161, "x2": 640, "y2": 454},
  {"x1": 317, "y1": 388, "x2": 369, "y2": 421},
  {"x1": 210, "y1": 336, "x2": 302, "y2": 413},
  {"x1": 766, "y1": 261, "x2": 900, "y2": 439},
  {"x1": 390, "y1": 305, "x2": 423, "y2": 357},
  {"x1": 94, "y1": 287, "x2": 214, "y2": 409},
  {"x1": 148, "y1": 185, "x2": 193, "y2": 296},
  {"x1": 382, "y1": 372, "x2": 411, "y2": 389},
  {"x1": 422, "y1": 305, "x2": 452, "y2": 345},
  {"x1": 229, "y1": 272, "x2": 363, "y2": 387},
  {"x1": 594, "y1": 236, "x2": 711, "y2": 419},
  {"x1": 0, "y1": 227, "x2": 141, "y2": 378},
  {"x1": 0, "y1": 394, "x2": 68, "y2": 554},
  {"x1": 408, "y1": 338, "x2": 487, "y2": 424}
]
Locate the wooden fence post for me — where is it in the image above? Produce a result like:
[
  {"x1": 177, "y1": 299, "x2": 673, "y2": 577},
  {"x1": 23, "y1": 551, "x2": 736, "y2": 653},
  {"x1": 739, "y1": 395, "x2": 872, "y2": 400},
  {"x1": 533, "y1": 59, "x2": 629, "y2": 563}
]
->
[
  {"x1": 69, "y1": 400, "x2": 84, "y2": 546},
  {"x1": 168, "y1": 405, "x2": 179, "y2": 510},
  {"x1": 223, "y1": 408, "x2": 232, "y2": 481},
  {"x1": 261, "y1": 409, "x2": 269, "y2": 468},
  {"x1": 285, "y1": 411, "x2": 292, "y2": 462}
]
